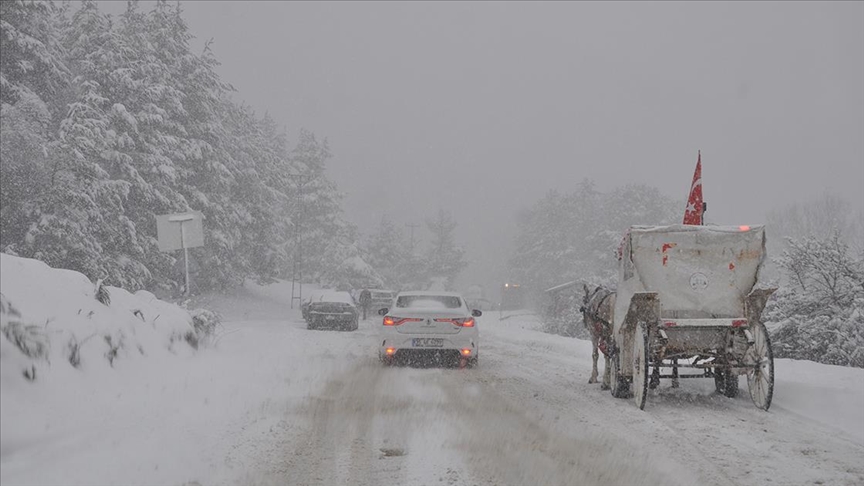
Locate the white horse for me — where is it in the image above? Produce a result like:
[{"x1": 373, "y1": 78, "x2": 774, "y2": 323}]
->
[{"x1": 580, "y1": 284, "x2": 616, "y2": 390}]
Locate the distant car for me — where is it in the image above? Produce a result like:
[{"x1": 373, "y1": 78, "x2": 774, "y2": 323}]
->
[
  {"x1": 305, "y1": 291, "x2": 359, "y2": 331},
  {"x1": 378, "y1": 291, "x2": 481, "y2": 367},
  {"x1": 364, "y1": 289, "x2": 397, "y2": 312}
]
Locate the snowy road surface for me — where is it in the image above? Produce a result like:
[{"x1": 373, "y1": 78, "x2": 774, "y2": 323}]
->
[{"x1": 2, "y1": 281, "x2": 863, "y2": 486}]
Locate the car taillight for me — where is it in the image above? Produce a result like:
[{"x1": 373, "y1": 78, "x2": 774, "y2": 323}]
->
[
  {"x1": 383, "y1": 317, "x2": 422, "y2": 326},
  {"x1": 434, "y1": 317, "x2": 475, "y2": 327}
]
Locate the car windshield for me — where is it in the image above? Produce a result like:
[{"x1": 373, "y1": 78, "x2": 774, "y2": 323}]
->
[{"x1": 395, "y1": 295, "x2": 462, "y2": 309}]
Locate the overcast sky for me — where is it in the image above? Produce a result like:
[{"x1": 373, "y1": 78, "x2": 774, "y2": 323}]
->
[{"x1": 102, "y1": 1, "x2": 864, "y2": 293}]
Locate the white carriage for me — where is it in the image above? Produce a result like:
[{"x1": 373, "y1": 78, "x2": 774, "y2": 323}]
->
[{"x1": 611, "y1": 224, "x2": 776, "y2": 410}]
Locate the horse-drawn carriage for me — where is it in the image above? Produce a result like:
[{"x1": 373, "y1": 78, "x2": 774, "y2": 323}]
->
[{"x1": 608, "y1": 224, "x2": 776, "y2": 410}]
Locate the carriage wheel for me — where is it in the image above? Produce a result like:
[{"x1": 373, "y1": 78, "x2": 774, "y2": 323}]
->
[
  {"x1": 745, "y1": 321, "x2": 774, "y2": 410},
  {"x1": 632, "y1": 322, "x2": 649, "y2": 410}
]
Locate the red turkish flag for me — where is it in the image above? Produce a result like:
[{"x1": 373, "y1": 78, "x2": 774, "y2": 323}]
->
[{"x1": 683, "y1": 151, "x2": 703, "y2": 225}]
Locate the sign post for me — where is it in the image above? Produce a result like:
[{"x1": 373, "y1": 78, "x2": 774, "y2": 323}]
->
[{"x1": 156, "y1": 212, "x2": 204, "y2": 296}]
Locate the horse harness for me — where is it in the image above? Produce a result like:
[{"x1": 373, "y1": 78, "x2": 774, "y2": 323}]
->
[{"x1": 580, "y1": 288, "x2": 613, "y2": 355}]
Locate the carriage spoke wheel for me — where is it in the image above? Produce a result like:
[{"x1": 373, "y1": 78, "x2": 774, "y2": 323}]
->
[
  {"x1": 746, "y1": 321, "x2": 774, "y2": 411},
  {"x1": 632, "y1": 322, "x2": 649, "y2": 410}
]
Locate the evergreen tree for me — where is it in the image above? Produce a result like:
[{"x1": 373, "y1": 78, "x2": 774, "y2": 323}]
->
[
  {"x1": 0, "y1": 89, "x2": 53, "y2": 249},
  {"x1": 508, "y1": 180, "x2": 679, "y2": 307},
  {"x1": 319, "y1": 224, "x2": 384, "y2": 291},
  {"x1": 422, "y1": 209, "x2": 467, "y2": 290},
  {"x1": 0, "y1": 0, "x2": 68, "y2": 107},
  {"x1": 365, "y1": 216, "x2": 410, "y2": 290},
  {"x1": 287, "y1": 129, "x2": 344, "y2": 283},
  {"x1": 0, "y1": 0, "x2": 358, "y2": 295}
]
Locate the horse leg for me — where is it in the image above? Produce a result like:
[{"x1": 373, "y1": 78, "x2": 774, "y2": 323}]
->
[
  {"x1": 649, "y1": 364, "x2": 660, "y2": 389},
  {"x1": 589, "y1": 335, "x2": 599, "y2": 384},
  {"x1": 672, "y1": 359, "x2": 679, "y2": 388},
  {"x1": 601, "y1": 354, "x2": 611, "y2": 390}
]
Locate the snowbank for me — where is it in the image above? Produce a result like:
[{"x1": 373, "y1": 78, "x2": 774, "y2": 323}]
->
[{"x1": 0, "y1": 253, "x2": 203, "y2": 382}]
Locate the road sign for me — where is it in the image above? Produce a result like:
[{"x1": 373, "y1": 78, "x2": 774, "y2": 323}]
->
[
  {"x1": 156, "y1": 212, "x2": 204, "y2": 296},
  {"x1": 156, "y1": 212, "x2": 204, "y2": 252}
]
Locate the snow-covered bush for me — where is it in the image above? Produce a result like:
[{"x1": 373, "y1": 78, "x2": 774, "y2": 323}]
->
[
  {"x1": 0, "y1": 253, "x2": 217, "y2": 381},
  {"x1": 766, "y1": 232, "x2": 864, "y2": 368},
  {"x1": 188, "y1": 308, "x2": 223, "y2": 349},
  {"x1": 540, "y1": 288, "x2": 590, "y2": 339},
  {"x1": 768, "y1": 297, "x2": 864, "y2": 368},
  {"x1": 0, "y1": 293, "x2": 49, "y2": 380},
  {"x1": 543, "y1": 304, "x2": 589, "y2": 339}
]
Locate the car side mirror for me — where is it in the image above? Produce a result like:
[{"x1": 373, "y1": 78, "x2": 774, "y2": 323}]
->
[
  {"x1": 471, "y1": 309, "x2": 482, "y2": 317},
  {"x1": 378, "y1": 308, "x2": 388, "y2": 316}
]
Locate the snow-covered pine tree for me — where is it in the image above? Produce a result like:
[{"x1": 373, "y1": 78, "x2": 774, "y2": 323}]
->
[
  {"x1": 319, "y1": 224, "x2": 384, "y2": 291},
  {"x1": 0, "y1": 91, "x2": 54, "y2": 250},
  {"x1": 0, "y1": 1, "x2": 134, "y2": 285},
  {"x1": 509, "y1": 180, "x2": 679, "y2": 299},
  {"x1": 1, "y1": 0, "x2": 363, "y2": 296},
  {"x1": 36, "y1": 0, "x2": 151, "y2": 289},
  {"x1": 509, "y1": 188, "x2": 584, "y2": 296},
  {"x1": 1, "y1": 1, "x2": 68, "y2": 251},
  {"x1": 286, "y1": 129, "x2": 347, "y2": 283},
  {"x1": 365, "y1": 216, "x2": 410, "y2": 290},
  {"x1": 507, "y1": 180, "x2": 679, "y2": 336},
  {"x1": 422, "y1": 209, "x2": 467, "y2": 291},
  {"x1": 0, "y1": 0, "x2": 68, "y2": 107},
  {"x1": 227, "y1": 108, "x2": 293, "y2": 284}
]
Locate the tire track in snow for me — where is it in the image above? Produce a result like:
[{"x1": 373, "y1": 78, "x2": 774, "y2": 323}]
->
[
  {"x1": 431, "y1": 369, "x2": 679, "y2": 486},
  {"x1": 253, "y1": 358, "x2": 475, "y2": 485},
  {"x1": 485, "y1": 320, "x2": 864, "y2": 486}
]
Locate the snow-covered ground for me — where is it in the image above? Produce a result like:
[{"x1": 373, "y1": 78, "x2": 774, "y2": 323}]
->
[{"x1": 2, "y1": 276, "x2": 863, "y2": 486}]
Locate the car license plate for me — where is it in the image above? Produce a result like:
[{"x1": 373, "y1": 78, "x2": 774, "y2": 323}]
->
[{"x1": 412, "y1": 338, "x2": 443, "y2": 348}]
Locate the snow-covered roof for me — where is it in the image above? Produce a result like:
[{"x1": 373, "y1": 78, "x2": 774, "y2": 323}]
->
[
  {"x1": 628, "y1": 223, "x2": 765, "y2": 234},
  {"x1": 397, "y1": 290, "x2": 463, "y2": 298},
  {"x1": 313, "y1": 291, "x2": 354, "y2": 304},
  {"x1": 544, "y1": 280, "x2": 580, "y2": 294}
]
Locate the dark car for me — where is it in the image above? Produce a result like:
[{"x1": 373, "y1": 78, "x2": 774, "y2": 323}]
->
[{"x1": 305, "y1": 291, "x2": 359, "y2": 331}]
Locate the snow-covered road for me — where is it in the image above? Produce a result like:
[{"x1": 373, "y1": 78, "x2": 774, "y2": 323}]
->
[{"x1": 3, "y1": 280, "x2": 863, "y2": 486}]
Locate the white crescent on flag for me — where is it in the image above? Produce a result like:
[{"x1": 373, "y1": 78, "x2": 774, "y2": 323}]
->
[{"x1": 690, "y1": 177, "x2": 701, "y2": 192}]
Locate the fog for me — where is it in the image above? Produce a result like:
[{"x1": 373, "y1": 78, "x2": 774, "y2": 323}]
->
[
  {"x1": 4, "y1": 4, "x2": 864, "y2": 483},
  {"x1": 102, "y1": 1, "x2": 864, "y2": 292}
]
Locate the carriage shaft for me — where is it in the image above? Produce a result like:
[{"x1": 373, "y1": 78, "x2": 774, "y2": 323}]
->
[{"x1": 649, "y1": 361, "x2": 756, "y2": 370}]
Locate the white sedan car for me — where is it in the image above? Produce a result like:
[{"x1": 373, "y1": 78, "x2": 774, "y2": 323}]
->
[{"x1": 378, "y1": 291, "x2": 481, "y2": 368}]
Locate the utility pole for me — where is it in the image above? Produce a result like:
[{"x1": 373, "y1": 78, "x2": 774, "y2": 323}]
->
[
  {"x1": 405, "y1": 222, "x2": 419, "y2": 256},
  {"x1": 287, "y1": 173, "x2": 311, "y2": 309}
]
